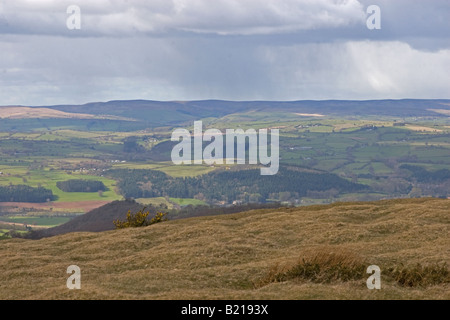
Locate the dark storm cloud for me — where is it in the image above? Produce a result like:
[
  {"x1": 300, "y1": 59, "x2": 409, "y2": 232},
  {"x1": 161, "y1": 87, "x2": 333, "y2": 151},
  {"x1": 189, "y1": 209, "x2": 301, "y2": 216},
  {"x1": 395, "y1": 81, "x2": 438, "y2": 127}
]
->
[{"x1": 0, "y1": 0, "x2": 449, "y2": 105}]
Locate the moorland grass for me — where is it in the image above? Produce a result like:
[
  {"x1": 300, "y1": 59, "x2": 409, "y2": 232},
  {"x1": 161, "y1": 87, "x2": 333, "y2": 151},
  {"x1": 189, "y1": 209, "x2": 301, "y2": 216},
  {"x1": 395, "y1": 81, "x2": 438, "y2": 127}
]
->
[{"x1": 0, "y1": 197, "x2": 448, "y2": 299}]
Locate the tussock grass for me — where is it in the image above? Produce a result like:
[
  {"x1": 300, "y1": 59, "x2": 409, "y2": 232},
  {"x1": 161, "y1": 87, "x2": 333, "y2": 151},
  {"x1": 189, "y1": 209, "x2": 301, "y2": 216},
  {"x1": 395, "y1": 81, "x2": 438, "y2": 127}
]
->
[
  {"x1": 255, "y1": 247, "x2": 367, "y2": 287},
  {"x1": 257, "y1": 248, "x2": 450, "y2": 289},
  {"x1": 387, "y1": 263, "x2": 450, "y2": 287}
]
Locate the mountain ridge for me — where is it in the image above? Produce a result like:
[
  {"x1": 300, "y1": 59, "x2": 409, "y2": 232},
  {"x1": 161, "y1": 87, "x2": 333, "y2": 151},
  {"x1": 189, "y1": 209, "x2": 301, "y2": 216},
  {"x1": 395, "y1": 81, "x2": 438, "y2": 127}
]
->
[{"x1": 2, "y1": 99, "x2": 448, "y2": 127}]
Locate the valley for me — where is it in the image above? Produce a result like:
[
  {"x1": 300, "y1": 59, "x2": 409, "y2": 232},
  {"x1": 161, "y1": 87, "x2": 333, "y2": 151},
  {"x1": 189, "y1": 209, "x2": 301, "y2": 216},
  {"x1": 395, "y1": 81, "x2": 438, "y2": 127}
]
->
[{"x1": 0, "y1": 99, "x2": 449, "y2": 237}]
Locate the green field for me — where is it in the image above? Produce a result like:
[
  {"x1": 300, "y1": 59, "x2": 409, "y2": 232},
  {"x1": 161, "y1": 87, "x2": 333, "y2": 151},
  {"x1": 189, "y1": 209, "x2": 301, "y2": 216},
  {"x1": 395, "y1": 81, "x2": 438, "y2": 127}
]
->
[
  {"x1": 169, "y1": 198, "x2": 208, "y2": 206},
  {"x1": 1, "y1": 216, "x2": 72, "y2": 227},
  {"x1": 0, "y1": 167, "x2": 122, "y2": 202},
  {"x1": 136, "y1": 197, "x2": 174, "y2": 209},
  {"x1": 111, "y1": 162, "x2": 216, "y2": 177},
  {"x1": 1, "y1": 117, "x2": 449, "y2": 200},
  {"x1": 136, "y1": 197, "x2": 208, "y2": 208}
]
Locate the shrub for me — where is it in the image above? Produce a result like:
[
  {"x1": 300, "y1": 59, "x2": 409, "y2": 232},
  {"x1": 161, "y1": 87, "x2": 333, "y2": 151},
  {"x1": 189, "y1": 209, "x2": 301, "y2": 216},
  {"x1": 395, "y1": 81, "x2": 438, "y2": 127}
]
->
[
  {"x1": 0, "y1": 233, "x2": 11, "y2": 240},
  {"x1": 113, "y1": 207, "x2": 168, "y2": 229}
]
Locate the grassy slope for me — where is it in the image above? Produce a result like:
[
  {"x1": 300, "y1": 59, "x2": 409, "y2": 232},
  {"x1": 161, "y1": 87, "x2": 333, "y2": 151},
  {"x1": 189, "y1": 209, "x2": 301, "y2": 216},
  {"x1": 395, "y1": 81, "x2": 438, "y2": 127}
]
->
[{"x1": 0, "y1": 198, "x2": 449, "y2": 300}]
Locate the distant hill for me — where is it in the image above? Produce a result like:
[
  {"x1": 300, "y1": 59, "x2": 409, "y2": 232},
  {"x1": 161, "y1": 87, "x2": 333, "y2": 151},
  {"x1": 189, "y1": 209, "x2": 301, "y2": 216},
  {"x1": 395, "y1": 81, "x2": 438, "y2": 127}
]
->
[
  {"x1": 48, "y1": 99, "x2": 450, "y2": 119},
  {"x1": 1, "y1": 99, "x2": 448, "y2": 130},
  {"x1": 1, "y1": 197, "x2": 448, "y2": 300},
  {"x1": 30, "y1": 199, "x2": 145, "y2": 238},
  {"x1": 29, "y1": 200, "x2": 285, "y2": 239}
]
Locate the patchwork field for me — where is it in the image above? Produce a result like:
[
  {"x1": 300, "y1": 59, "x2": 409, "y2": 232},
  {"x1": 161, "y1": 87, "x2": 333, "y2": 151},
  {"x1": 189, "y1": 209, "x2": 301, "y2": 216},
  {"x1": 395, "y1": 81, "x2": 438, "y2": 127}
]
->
[{"x1": 0, "y1": 100, "x2": 449, "y2": 236}]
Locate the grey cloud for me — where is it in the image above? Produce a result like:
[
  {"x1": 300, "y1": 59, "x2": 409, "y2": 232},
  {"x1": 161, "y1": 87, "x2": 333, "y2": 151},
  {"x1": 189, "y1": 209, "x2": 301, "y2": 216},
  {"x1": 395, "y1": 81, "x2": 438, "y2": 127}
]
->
[
  {"x1": 1, "y1": 0, "x2": 448, "y2": 50},
  {"x1": 0, "y1": 0, "x2": 366, "y2": 36},
  {"x1": 358, "y1": 0, "x2": 450, "y2": 50}
]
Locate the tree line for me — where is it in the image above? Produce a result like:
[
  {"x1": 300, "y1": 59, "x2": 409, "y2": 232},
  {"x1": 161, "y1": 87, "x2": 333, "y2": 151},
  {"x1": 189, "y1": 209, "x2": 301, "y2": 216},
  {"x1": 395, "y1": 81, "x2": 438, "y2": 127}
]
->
[
  {"x1": 107, "y1": 167, "x2": 368, "y2": 204},
  {"x1": 400, "y1": 164, "x2": 450, "y2": 183},
  {"x1": 0, "y1": 185, "x2": 55, "y2": 203},
  {"x1": 56, "y1": 179, "x2": 106, "y2": 192}
]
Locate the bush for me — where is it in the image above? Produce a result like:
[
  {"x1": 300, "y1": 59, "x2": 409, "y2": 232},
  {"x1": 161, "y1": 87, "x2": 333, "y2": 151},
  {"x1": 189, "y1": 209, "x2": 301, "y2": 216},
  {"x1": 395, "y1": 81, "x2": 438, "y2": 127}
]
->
[
  {"x1": 0, "y1": 233, "x2": 11, "y2": 240},
  {"x1": 113, "y1": 207, "x2": 168, "y2": 229}
]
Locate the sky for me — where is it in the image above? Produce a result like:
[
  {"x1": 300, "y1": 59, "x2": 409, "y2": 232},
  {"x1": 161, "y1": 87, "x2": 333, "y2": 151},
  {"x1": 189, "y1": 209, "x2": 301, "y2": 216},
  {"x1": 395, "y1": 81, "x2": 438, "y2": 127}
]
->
[{"x1": 0, "y1": 0, "x2": 449, "y2": 105}]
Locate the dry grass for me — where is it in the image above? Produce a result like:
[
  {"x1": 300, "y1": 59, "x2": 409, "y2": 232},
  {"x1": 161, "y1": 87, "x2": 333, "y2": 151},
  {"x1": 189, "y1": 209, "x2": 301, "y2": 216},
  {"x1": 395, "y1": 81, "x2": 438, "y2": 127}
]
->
[
  {"x1": 0, "y1": 106, "x2": 133, "y2": 121},
  {"x1": 405, "y1": 125, "x2": 442, "y2": 132},
  {"x1": 0, "y1": 197, "x2": 449, "y2": 300},
  {"x1": 294, "y1": 113, "x2": 325, "y2": 117},
  {"x1": 428, "y1": 109, "x2": 450, "y2": 116},
  {"x1": 0, "y1": 107, "x2": 96, "y2": 119}
]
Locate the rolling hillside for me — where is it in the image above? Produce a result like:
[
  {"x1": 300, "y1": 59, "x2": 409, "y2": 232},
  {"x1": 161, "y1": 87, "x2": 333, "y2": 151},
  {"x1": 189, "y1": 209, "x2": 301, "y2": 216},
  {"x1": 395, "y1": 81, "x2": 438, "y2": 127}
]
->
[
  {"x1": 2, "y1": 99, "x2": 449, "y2": 131},
  {"x1": 47, "y1": 99, "x2": 450, "y2": 120},
  {"x1": 1, "y1": 198, "x2": 448, "y2": 300}
]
